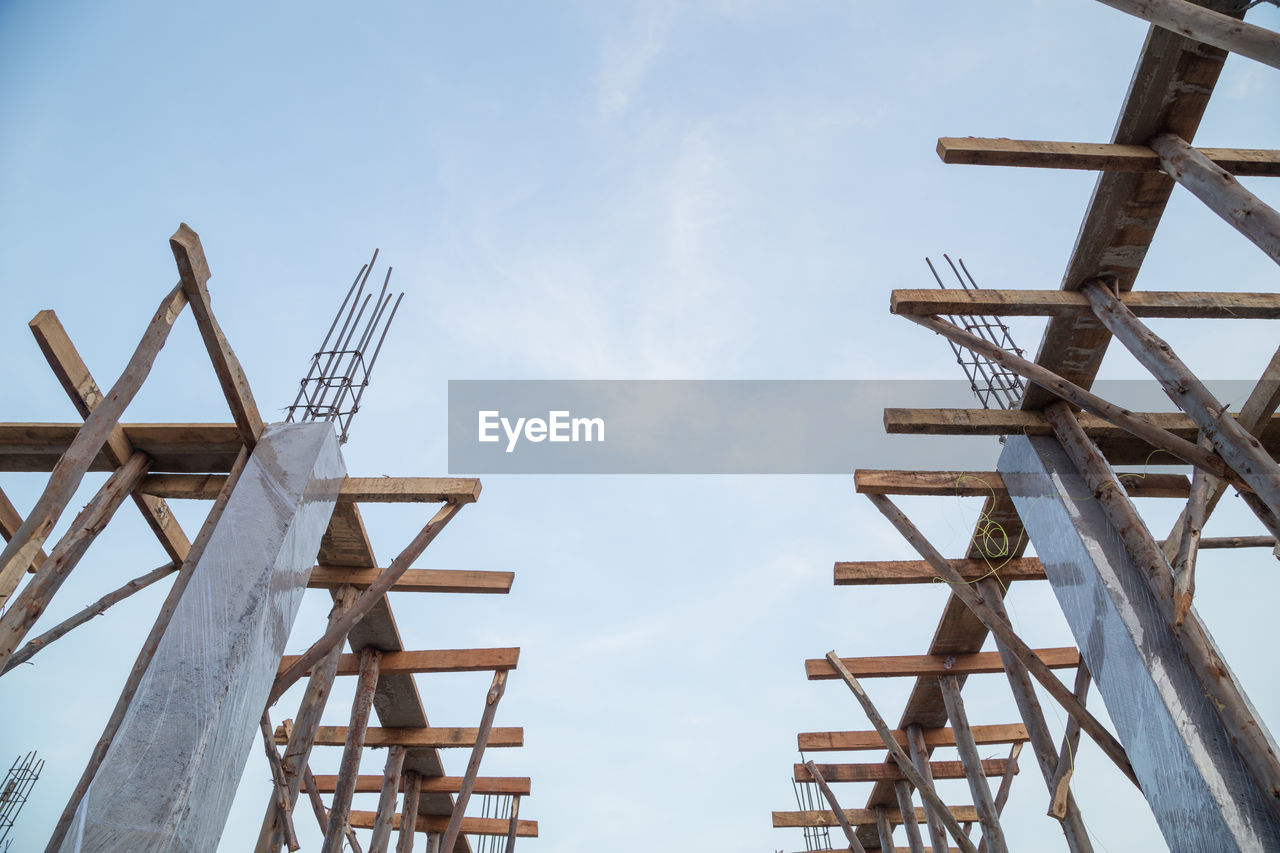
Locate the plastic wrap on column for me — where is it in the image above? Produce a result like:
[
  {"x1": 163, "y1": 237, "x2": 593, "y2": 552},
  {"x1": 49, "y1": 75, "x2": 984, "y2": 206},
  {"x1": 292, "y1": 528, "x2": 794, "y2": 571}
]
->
[
  {"x1": 998, "y1": 435, "x2": 1280, "y2": 852},
  {"x1": 59, "y1": 423, "x2": 345, "y2": 853}
]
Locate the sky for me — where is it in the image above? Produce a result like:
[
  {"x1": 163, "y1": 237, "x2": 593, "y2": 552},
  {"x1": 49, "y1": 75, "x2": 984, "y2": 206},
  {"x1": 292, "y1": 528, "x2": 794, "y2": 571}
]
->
[{"x1": 2, "y1": 1, "x2": 1280, "y2": 851}]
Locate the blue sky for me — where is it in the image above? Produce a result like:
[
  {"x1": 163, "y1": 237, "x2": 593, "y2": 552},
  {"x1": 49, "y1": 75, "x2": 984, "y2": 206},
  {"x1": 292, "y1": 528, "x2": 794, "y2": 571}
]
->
[{"x1": 2, "y1": 2, "x2": 1280, "y2": 851}]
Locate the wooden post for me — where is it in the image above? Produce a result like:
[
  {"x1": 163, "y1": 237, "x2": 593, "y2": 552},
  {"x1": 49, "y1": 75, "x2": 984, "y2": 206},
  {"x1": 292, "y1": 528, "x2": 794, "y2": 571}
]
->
[
  {"x1": 271, "y1": 502, "x2": 464, "y2": 704},
  {"x1": 256, "y1": 585, "x2": 360, "y2": 852},
  {"x1": 369, "y1": 745, "x2": 407, "y2": 853},
  {"x1": 802, "y1": 760, "x2": 869, "y2": 853},
  {"x1": 938, "y1": 676, "x2": 1009, "y2": 853},
  {"x1": 822, "y1": 651, "x2": 979, "y2": 853},
  {"x1": 0, "y1": 284, "x2": 186, "y2": 590},
  {"x1": 439, "y1": 669, "x2": 510, "y2": 853},
  {"x1": 504, "y1": 795, "x2": 521, "y2": 853},
  {"x1": 47, "y1": 445, "x2": 249, "y2": 853},
  {"x1": 3, "y1": 560, "x2": 177, "y2": 673},
  {"x1": 398, "y1": 771, "x2": 422, "y2": 853},
  {"x1": 874, "y1": 804, "x2": 897, "y2": 853},
  {"x1": 1151, "y1": 133, "x2": 1280, "y2": 264},
  {"x1": 321, "y1": 649, "x2": 382, "y2": 853},
  {"x1": 905, "y1": 726, "x2": 949, "y2": 853},
  {"x1": 1093, "y1": 0, "x2": 1279, "y2": 70},
  {"x1": 259, "y1": 716, "x2": 301, "y2": 852},
  {"x1": 1173, "y1": 461, "x2": 1212, "y2": 624},
  {"x1": 901, "y1": 313, "x2": 1244, "y2": 488},
  {"x1": 0, "y1": 451, "x2": 151, "y2": 669},
  {"x1": 1048, "y1": 665, "x2": 1092, "y2": 819},
  {"x1": 1082, "y1": 278, "x2": 1280, "y2": 515},
  {"x1": 1044, "y1": 401, "x2": 1280, "y2": 820},
  {"x1": 866, "y1": 493, "x2": 1139, "y2": 787},
  {"x1": 979, "y1": 743, "x2": 1023, "y2": 853},
  {"x1": 893, "y1": 780, "x2": 926, "y2": 853}
]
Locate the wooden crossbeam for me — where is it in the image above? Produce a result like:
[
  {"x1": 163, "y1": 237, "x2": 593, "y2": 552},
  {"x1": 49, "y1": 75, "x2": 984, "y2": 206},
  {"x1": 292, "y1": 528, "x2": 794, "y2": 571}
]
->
[
  {"x1": 310, "y1": 776, "x2": 531, "y2": 796},
  {"x1": 936, "y1": 138, "x2": 1280, "y2": 175},
  {"x1": 807, "y1": 648, "x2": 1079, "y2": 680},
  {"x1": 794, "y1": 758, "x2": 1015, "y2": 784},
  {"x1": 890, "y1": 287, "x2": 1280, "y2": 318},
  {"x1": 348, "y1": 812, "x2": 538, "y2": 838},
  {"x1": 307, "y1": 567, "x2": 513, "y2": 594},
  {"x1": 139, "y1": 474, "x2": 482, "y2": 503},
  {"x1": 799, "y1": 724, "x2": 1028, "y2": 753},
  {"x1": 853, "y1": 469, "x2": 1190, "y2": 498},
  {"x1": 0, "y1": 422, "x2": 242, "y2": 473},
  {"x1": 285, "y1": 726, "x2": 524, "y2": 749},
  {"x1": 773, "y1": 806, "x2": 981, "y2": 828},
  {"x1": 278, "y1": 648, "x2": 519, "y2": 677},
  {"x1": 835, "y1": 558, "x2": 1046, "y2": 586}
]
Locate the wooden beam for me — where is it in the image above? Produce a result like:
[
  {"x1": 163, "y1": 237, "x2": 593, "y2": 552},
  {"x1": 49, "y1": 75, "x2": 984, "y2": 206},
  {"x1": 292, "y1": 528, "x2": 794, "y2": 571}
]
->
[
  {"x1": 0, "y1": 487, "x2": 48, "y2": 573},
  {"x1": 398, "y1": 772, "x2": 422, "y2": 852},
  {"x1": 894, "y1": 780, "x2": 927, "y2": 853},
  {"x1": 323, "y1": 648, "x2": 382, "y2": 853},
  {"x1": 1151, "y1": 134, "x2": 1280, "y2": 265},
  {"x1": 0, "y1": 422, "x2": 242, "y2": 473},
  {"x1": 906, "y1": 725, "x2": 949, "y2": 853},
  {"x1": 439, "y1": 670, "x2": 510, "y2": 853},
  {"x1": 836, "y1": 558, "x2": 1045, "y2": 586},
  {"x1": 799, "y1": 725, "x2": 1028, "y2": 753},
  {"x1": 807, "y1": 648, "x2": 1079, "y2": 680},
  {"x1": 891, "y1": 286, "x2": 1280, "y2": 317},
  {"x1": 1047, "y1": 664, "x2": 1092, "y2": 820},
  {"x1": 936, "y1": 138, "x2": 1280, "y2": 175},
  {"x1": 278, "y1": 648, "x2": 520, "y2": 677},
  {"x1": 804, "y1": 760, "x2": 870, "y2": 853},
  {"x1": 170, "y1": 223, "x2": 265, "y2": 446},
  {"x1": 140, "y1": 474, "x2": 482, "y2": 504},
  {"x1": 772, "y1": 806, "x2": 981, "y2": 829},
  {"x1": 29, "y1": 309, "x2": 191, "y2": 563},
  {"x1": 853, "y1": 469, "x2": 1190, "y2": 498},
  {"x1": 310, "y1": 776, "x2": 531, "y2": 796},
  {"x1": 260, "y1": 715, "x2": 301, "y2": 852},
  {"x1": 875, "y1": 805, "x2": 898, "y2": 853},
  {"x1": 938, "y1": 676, "x2": 1008, "y2": 853},
  {"x1": 368, "y1": 745, "x2": 406, "y2": 853},
  {"x1": 350, "y1": 812, "x2": 538, "y2": 838},
  {"x1": 308, "y1": 567, "x2": 513, "y2": 594},
  {"x1": 0, "y1": 285, "x2": 186, "y2": 598},
  {"x1": 504, "y1": 796, "x2": 521, "y2": 853},
  {"x1": 794, "y1": 759, "x2": 1015, "y2": 784},
  {"x1": 1093, "y1": 0, "x2": 1280, "y2": 70},
  {"x1": 287, "y1": 726, "x2": 524, "y2": 749}
]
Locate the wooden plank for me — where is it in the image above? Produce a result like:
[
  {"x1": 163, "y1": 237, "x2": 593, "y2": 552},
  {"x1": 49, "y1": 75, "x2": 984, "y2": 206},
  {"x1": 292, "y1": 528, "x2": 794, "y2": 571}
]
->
[
  {"x1": 279, "y1": 648, "x2": 519, "y2": 677},
  {"x1": 835, "y1": 558, "x2": 1046, "y2": 586},
  {"x1": 28, "y1": 309, "x2": 191, "y2": 563},
  {"x1": 853, "y1": 469, "x2": 1190, "y2": 498},
  {"x1": 807, "y1": 648, "x2": 1078, "y2": 680},
  {"x1": 349, "y1": 812, "x2": 537, "y2": 838},
  {"x1": 0, "y1": 422, "x2": 242, "y2": 473},
  {"x1": 795, "y1": 759, "x2": 1014, "y2": 784},
  {"x1": 772, "y1": 807, "x2": 981, "y2": 829},
  {"x1": 288, "y1": 726, "x2": 524, "y2": 749},
  {"x1": 139, "y1": 474, "x2": 482, "y2": 503},
  {"x1": 1093, "y1": 0, "x2": 1280, "y2": 70},
  {"x1": 311, "y1": 776, "x2": 531, "y2": 796},
  {"x1": 936, "y1": 138, "x2": 1280, "y2": 175},
  {"x1": 799, "y1": 725, "x2": 1028, "y2": 753},
  {"x1": 308, "y1": 567, "x2": 513, "y2": 594},
  {"x1": 891, "y1": 287, "x2": 1280, "y2": 317}
]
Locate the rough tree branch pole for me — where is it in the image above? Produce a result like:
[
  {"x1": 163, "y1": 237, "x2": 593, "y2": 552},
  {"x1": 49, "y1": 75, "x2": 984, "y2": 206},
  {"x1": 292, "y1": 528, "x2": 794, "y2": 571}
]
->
[{"x1": 1093, "y1": 0, "x2": 1280, "y2": 71}]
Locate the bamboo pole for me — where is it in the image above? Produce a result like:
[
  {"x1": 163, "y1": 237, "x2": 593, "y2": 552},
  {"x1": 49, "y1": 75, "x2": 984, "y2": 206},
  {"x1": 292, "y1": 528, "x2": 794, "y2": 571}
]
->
[
  {"x1": 3, "y1": 560, "x2": 177, "y2": 673},
  {"x1": 439, "y1": 669, "x2": 510, "y2": 853},
  {"x1": 867, "y1": 493, "x2": 1139, "y2": 788},
  {"x1": 893, "y1": 780, "x2": 926, "y2": 853},
  {"x1": 1093, "y1": 0, "x2": 1280, "y2": 70},
  {"x1": 1048, "y1": 664, "x2": 1092, "y2": 819},
  {"x1": 1151, "y1": 134, "x2": 1280, "y2": 264},
  {"x1": 1045, "y1": 401, "x2": 1280, "y2": 819},
  {"x1": 257, "y1": 584, "x2": 361, "y2": 852},
  {"x1": 875, "y1": 804, "x2": 897, "y2": 853},
  {"x1": 504, "y1": 795, "x2": 521, "y2": 853},
  {"x1": 938, "y1": 676, "x2": 1008, "y2": 853},
  {"x1": 906, "y1": 725, "x2": 949, "y2": 853},
  {"x1": 47, "y1": 444, "x2": 249, "y2": 853},
  {"x1": 802, "y1": 759, "x2": 869, "y2": 853},
  {"x1": 0, "y1": 451, "x2": 150, "y2": 669},
  {"x1": 271, "y1": 502, "x2": 464, "y2": 704},
  {"x1": 823, "y1": 651, "x2": 980, "y2": 853},
  {"x1": 902, "y1": 313, "x2": 1246, "y2": 488},
  {"x1": 260, "y1": 715, "x2": 301, "y2": 852},
  {"x1": 369, "y1": 745, "x2": 407, "y2": 853},
  {"x1": 322, "y1": 648, "x2": 383, "y2": 853},
  {"x1": 398, "y1": 771, "x2": 422, "y2": 853}
]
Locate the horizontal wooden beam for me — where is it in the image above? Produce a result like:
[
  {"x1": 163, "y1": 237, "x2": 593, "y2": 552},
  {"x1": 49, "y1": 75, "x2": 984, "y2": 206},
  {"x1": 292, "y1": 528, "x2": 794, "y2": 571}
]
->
[
  {"x1": 284, "y1": 726, "x2": 523, "y2": 748},
  {"x1": 937, "y1": 137, "x2": 1280, "y2": 175},
  {"x1": 139, "y1": 474, "x2": 481, "y2": 503},
  {"x1": 798, "y1": 724, "x2": 1029, "y2": 753},
  {"x1": 854, "y1": 469, "x2": 1190, "y2": 498},
  {"x1": 773, "y1": 806, "x2": 980, "y2": 828},
  {"x1": 890, "y1": 288, "x2": 1280, "y2": 318},
  {"x1": 793, "y1": 758, "x2": 1015, "y2": 784},
  {"x1": 348, "y1": 811, "x2": 538, "y2": 837},
  {"x1": 278, "y1": 648, "x2": 519, "y2": 677},
  {"x1": 806, "y1": 648, "x2": 1079, "y2": 680},
  {"x1": 835, "y1": 558, "x2": 1045, "y2": 586},
  {"x1": 0, "y1": 423, "x2": 241, "y2": 473},
  {"x1": 307, "y1": 566, "x2": 513, "y2": 594},
  {"x1": 310, "y1": 775, "x2": 531, "y2": 795}
]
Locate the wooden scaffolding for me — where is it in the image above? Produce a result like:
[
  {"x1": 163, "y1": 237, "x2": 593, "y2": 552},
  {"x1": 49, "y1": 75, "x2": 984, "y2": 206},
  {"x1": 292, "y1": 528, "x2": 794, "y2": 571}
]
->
[
  {"x1": 0, "y1": 225, "x2": 535, "y2": 852},
  {"x1": 772, "y1": 2, "x2": 1280, "y2": 851}
]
